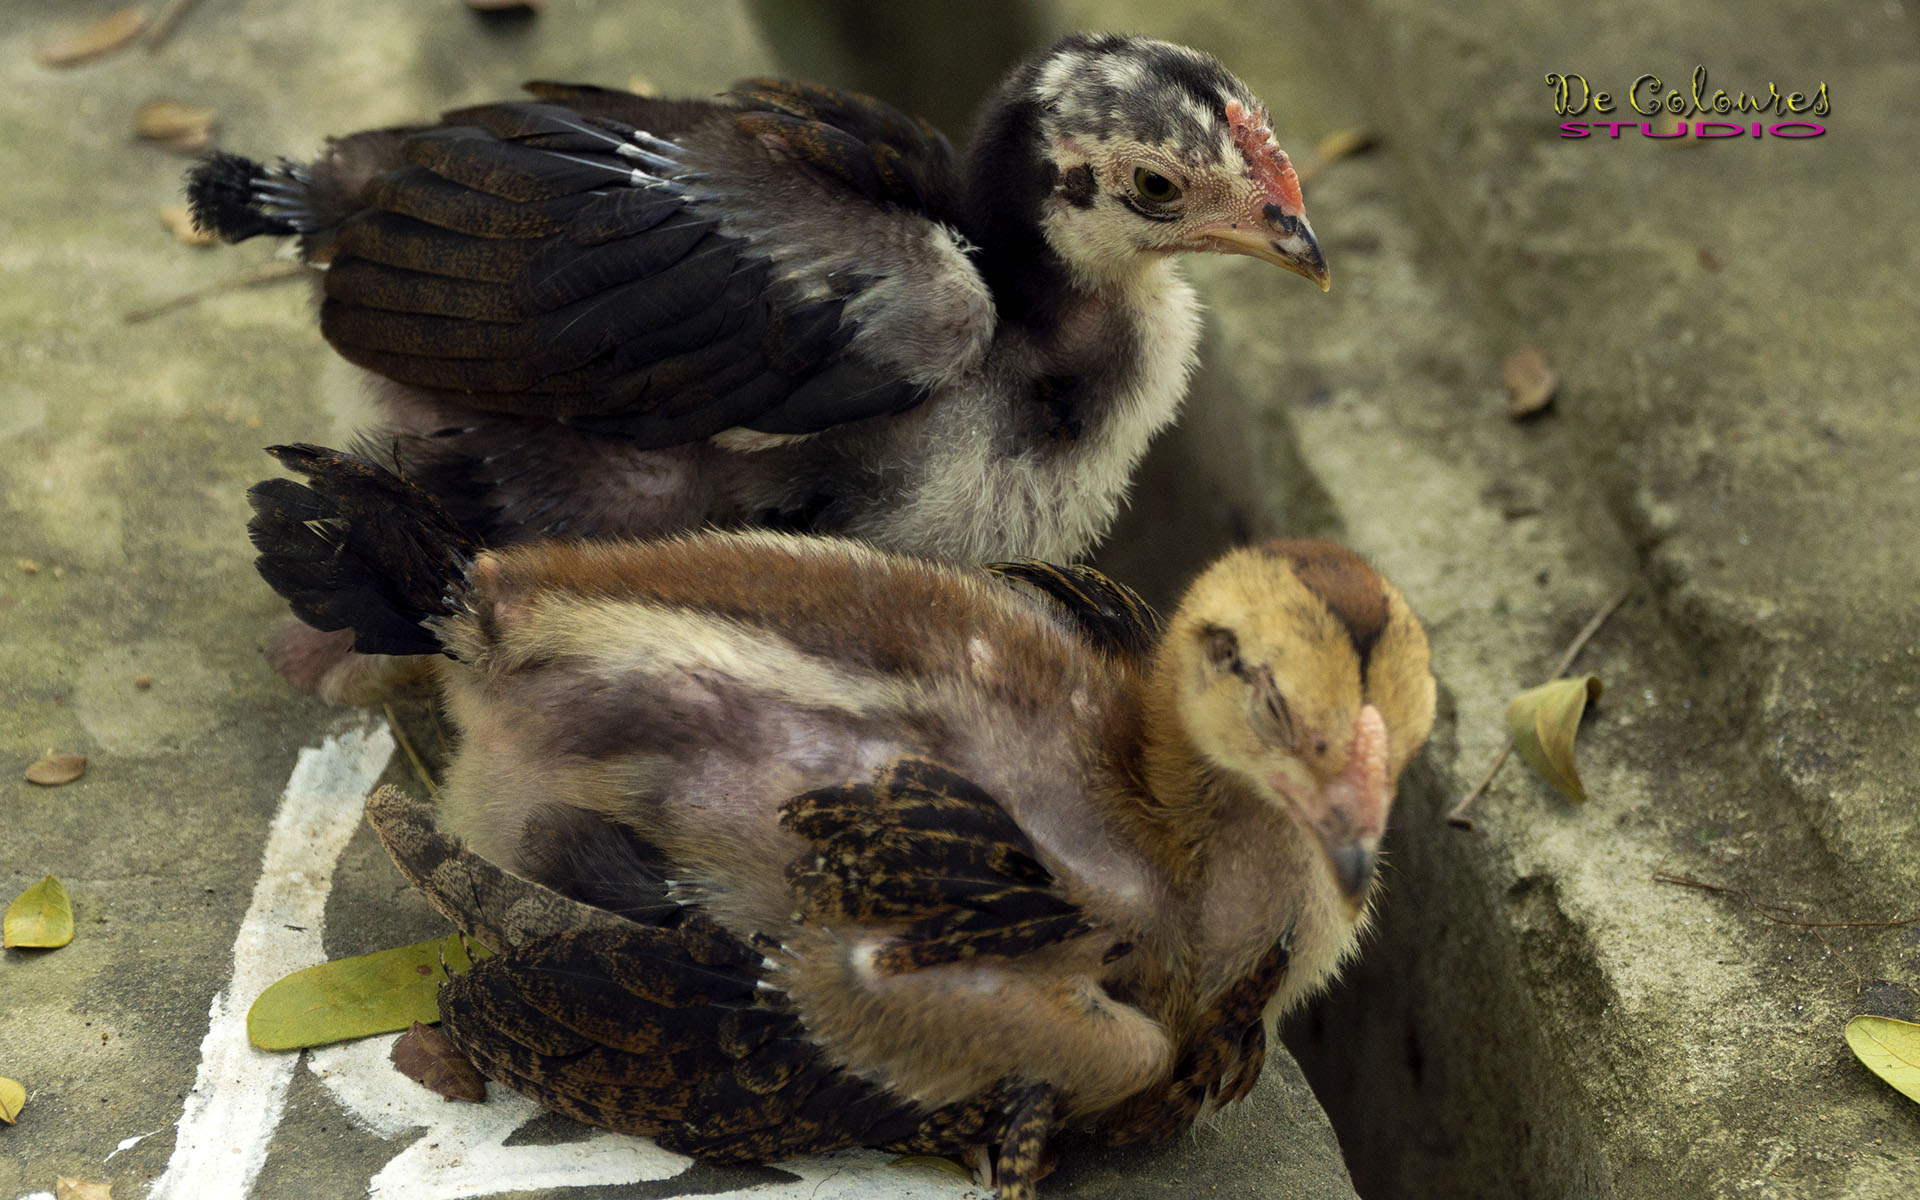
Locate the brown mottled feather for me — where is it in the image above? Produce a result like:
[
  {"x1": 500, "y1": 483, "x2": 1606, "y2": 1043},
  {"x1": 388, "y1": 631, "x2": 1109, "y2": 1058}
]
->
[
  {"x1": 1101, "y1": 930, "x2": 1293, "y2": 1144},
  {"x1": 371, "y1": 784, "x2": 1077, "y2": 1169},
  {"x1": 781, "y1": 759, "x2": 1096, "y2": 974}
]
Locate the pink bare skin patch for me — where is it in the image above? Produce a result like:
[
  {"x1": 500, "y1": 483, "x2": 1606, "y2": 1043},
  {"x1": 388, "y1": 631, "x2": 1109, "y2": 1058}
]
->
[{"x1": 1225, "y1": 100, "x2": 1305, "y2": 218}]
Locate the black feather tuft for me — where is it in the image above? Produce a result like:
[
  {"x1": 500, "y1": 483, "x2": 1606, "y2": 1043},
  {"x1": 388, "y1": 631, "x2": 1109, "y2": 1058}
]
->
[
  {"x1": 186, "y1": 151, "x2": 295, "y2": 242},
  {"x1": 246, "y1": 444, "x2": 480, "y2": 657}
]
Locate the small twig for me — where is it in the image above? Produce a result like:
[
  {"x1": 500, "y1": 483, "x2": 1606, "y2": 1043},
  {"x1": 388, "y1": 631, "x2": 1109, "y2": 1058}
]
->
[
  {"x1": 121, "y1": 260, "x2": 305, "y2": 324},
  {"x1": 145, "y1": 0, "x2": 205, "y2": 50},
  {"x1": 1447, "y1": 582, "x2": 1635, "y2": 829},
  {"x1": 385, "y1": 702, "x2": 441, "y2": 799},
  {"x1": 1652, "y1": 872, "x2": 1920, "y2": 930}
]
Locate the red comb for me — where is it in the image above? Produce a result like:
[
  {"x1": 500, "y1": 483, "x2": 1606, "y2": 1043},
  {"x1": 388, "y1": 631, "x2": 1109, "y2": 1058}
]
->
[{"x1": 1226, "y1": 100, "x2": 1305, "y2": 217}]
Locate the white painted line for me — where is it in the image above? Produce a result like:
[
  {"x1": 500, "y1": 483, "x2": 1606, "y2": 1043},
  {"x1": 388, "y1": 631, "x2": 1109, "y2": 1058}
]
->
[
  {"x1": 308, "y1": 1035, "x2": 691, "y2": 1200},
  {"x1": 124, "y1": 718, "x2": 975, "y2": 1200},
  {"x1": 146, "y1": 723, "x2": 395, "y2": 1200}
]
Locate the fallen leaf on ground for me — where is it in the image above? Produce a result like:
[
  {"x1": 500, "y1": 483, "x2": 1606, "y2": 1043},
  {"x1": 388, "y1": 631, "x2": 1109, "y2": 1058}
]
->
[
  {"x1": 25, "y1": 752, "x2": 88, "y2": 786},
  {"x1": 1846, "y1": 1015, "x2": 1920, "y2": 1106},
  {"x1": 1697, "y1": 247, "x2": 1722, "y2": 271},
  {"x1": 0, "y1": 1076, "x2": 24, "y2": 1124},
  {"x1": 391, "y1": 1021, "x2": 487, "y2": 1102},
  {"x1": 5, "y1": 876, "x2": 76, "y2": 949},
  {"x1": 36, "y1": 7, "x2": 148, "y2": 67},
  {"x1": 889, "y1": 1155, "x2": 976, "y2": 1182},
  {"x1": 247, "y1": 933, "x2": 488, "y2": 1050},
  {"x1": 56, "y1": 1179, "x2": 113, "y2": 1200},
  {"x1": 134, "y1": 99, "x2": 217, "y2": 152},
  {"x1": 1507, "y1": 674, "x2": 1602, "y2": 802},
  {"x1": 1502, "y1": 347, "x2": 1559, "y2": 418},
  {"x1": 158, "y1": 203, "x2": 216, "y2": 247}
]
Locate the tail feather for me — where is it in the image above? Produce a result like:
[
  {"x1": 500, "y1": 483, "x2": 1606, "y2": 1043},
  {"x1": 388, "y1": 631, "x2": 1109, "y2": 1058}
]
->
[
  {"x1": 186, "y1": 151, "x2": 305, "y2": 242},
  {"x1": 247, "y1": 444, "x2": 479, "y2": 657}
]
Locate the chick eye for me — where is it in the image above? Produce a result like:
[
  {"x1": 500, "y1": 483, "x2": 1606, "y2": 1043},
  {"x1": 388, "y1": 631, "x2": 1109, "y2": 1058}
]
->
[
  {"x1": 1131, "y1": 167, "x2": 1182, "y2": 204},
  {"x1": 1253, "y1": 686, "x2": 1297, "y2": 749}
]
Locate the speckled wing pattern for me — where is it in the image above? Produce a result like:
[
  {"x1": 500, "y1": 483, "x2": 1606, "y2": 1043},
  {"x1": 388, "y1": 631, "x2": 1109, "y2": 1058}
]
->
[
  {"x1": 782, "y1": 758, "x2": 1098, "y2": 973},
  {"x1": 314, "y1": 79, "x2": 960, "y2": 446},
  {"x1": 364, "y1": 784, "x2": 1063, "y2": 1178},
  {"x1": 983, "y1": 559, "x2": 1165, "y2": 663}
]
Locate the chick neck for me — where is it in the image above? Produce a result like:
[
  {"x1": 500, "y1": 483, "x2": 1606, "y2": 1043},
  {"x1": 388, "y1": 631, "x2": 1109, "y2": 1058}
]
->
[{"x1": 1131, "y1": 641, "x2": 1268, "y2": 883}]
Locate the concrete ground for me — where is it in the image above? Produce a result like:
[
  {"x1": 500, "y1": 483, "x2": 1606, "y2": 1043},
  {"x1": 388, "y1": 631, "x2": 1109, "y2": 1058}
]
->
[{"x1": 3, "y1": 1, "x2": 1916, "y2": 1199}]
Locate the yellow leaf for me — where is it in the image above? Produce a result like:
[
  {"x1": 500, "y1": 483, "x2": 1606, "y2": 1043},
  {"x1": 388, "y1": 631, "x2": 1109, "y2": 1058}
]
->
[
  {"x1": 4, "y1": 875, "x2": 75, "y2": 949},
  {"x1": 888, "y1": 1155, "x2": 977, "y2": 1183},
  {"x1": 56, "y1": 1179, "x2": 113, "y2": 1200},
  {"x1": 247, "y1": 934, "x2": 490, "y2": 1051},
  {"x1": 1846, "y1": 1015, "x2": 1920, "y2": 1105},
  {"x1": 1507, "y1": 674, "x2": 1603, "y2": 802},
  {"x1": 0, "y1": 1076, "x2": 24, "y2": 1124}
]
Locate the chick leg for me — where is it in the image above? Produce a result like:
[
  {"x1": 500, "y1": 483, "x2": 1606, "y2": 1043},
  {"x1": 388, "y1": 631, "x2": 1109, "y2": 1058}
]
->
[{"x1": 992, "y1": 1083, "x2": 1062, "y2": 1200}]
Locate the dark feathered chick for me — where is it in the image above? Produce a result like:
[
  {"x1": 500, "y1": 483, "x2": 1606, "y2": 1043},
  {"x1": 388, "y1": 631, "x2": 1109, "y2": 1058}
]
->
[
  {"x1": 192, "y1": 33, "x2": 1324, "y2": 569},
  {"x1": 247, "y1": 445, "x2": 1428, "y2": 1197}
]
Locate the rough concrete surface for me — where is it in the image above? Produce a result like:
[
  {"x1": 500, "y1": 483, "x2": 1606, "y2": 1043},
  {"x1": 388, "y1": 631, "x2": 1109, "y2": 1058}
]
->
[
  {"x1": 4, "y1": 0, "x2": 1916, "y2": 1198},
  {"x1": 1088, "y1": 2, "x2": 1920, "y2": 1199}
]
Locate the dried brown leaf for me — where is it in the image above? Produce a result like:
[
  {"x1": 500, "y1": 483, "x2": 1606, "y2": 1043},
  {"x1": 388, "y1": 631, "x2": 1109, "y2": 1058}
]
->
[
  {"x1": 391, "y1": 1021, "x2": 487, "y2": 1102},
  {"x1": 56, "y1": 1180, "x2": 113, "y2": 1200},
  {"x1": 1501, "y1": 346, "x2": 1559, "y2": 418},
  {"x1": 135, "y1": 99, "x2": 217, "y2": 152},
  {"x1": 37, "y1": 7, "x2": 148, "y2": 68},
  {"x1": 1697, "y1": 247, "x2": 1722, "y2": 271},
  {"x1": 1507, "y1": 675, "x2": 1602, "y2": 802},
  {"x1": 0, "y1": 1077, "x2": 24, "y2": 1124},
  {"x1": 158, "y1": 203, "x2": 217, "y2": 247},
  {"x1": 25, "y1": 752, "x2": 88, "y2": 786}
]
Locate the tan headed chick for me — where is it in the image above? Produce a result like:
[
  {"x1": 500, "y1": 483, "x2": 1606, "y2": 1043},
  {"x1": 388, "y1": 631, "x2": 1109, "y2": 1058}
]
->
[{"x1": 250, "y1": 445, "x2": 1434, "y2": 1197}]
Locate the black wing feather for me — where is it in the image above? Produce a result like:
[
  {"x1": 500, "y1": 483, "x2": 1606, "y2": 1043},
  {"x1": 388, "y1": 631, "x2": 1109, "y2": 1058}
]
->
[
  {"x1": 298, "y1": 84, "x2": 957, "y2": 448},
  {"x1": 246, "y1": 445, "x2": 477, "y2": 657},
  {"x1": 985, "y1": 559, "x2": 1166, "y2": 663}
]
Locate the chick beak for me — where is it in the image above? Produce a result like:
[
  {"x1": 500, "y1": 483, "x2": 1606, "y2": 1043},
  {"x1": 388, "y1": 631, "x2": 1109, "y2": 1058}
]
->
[
  {"x1": 1196, "y1": 210, "x2": 1330, "y2": 292},
  {"x1": 1308, "y1": 705, "x2": 1390, "y2": 907},
  {"x1": 1208, "y1": 102, "x2": 1331, "y2": 291}
]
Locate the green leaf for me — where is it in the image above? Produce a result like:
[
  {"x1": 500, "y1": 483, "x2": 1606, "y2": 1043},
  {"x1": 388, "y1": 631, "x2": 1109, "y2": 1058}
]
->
[
  {"x1": 0, "y1": 1076, "x2": 24, "y2": 1124},
  {"x1": 1846, "y1": 1015, "x2": 1920, "y2": 1105},
  {"x1": 1507, "y1": 674, "x2": 1603, "y2": 802},
  {"x1": 247, "y1": 934, "x2": 490, "y2": 1051},
  {"x1": 4, "y1": 875, "x2": 75, "y2": 949}
]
